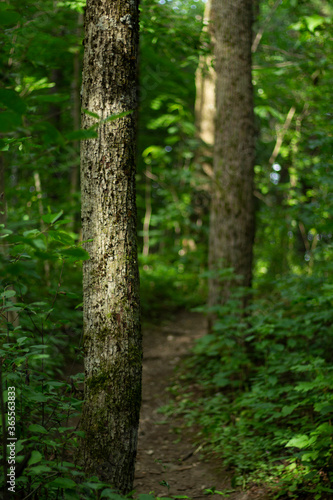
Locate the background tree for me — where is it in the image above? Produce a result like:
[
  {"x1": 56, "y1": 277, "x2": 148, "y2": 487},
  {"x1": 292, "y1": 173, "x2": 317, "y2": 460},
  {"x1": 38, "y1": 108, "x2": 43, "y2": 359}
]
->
[
  {"x1": 80, "y1": 0, "x2": 142, "y2": 493},
  {"x1": 208, "y1": 0, "x2": 256, "y2": 311}
]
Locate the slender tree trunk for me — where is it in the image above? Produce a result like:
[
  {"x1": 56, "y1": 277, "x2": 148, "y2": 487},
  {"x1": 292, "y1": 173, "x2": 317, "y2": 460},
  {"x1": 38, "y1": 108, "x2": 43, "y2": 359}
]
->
[
  {"x1": 195, "y1": 0, "x2": 215, "y2": 150},
  {"x1": 80, "y1": 0, "x2": 141, "y2": 493},
  {"x1": 33, "y1": 172, "x2": 51, "y2": 285},
  {"x1": 142, "y1": 166, "x2": 151, "y2": 257},
  {"x1": 208, "y1": 0, "x2": 256, "y2": 311}
]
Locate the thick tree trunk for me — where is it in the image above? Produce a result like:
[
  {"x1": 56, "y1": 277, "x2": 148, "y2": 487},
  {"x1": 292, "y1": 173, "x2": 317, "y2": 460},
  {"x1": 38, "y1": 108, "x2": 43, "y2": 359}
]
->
[
  {"x1": 208, "y1": 0, "x2": 255, "y2": 311},
  {"x1": 80, "y1": 0, "x2": 141, "y2": 493}
]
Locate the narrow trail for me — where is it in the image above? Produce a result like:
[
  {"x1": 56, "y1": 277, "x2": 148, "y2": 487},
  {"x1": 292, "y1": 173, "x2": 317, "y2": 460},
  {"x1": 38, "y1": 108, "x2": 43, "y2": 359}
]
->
[{"x1": 134, "y1": 311, "x2": 269, "y2": 500}]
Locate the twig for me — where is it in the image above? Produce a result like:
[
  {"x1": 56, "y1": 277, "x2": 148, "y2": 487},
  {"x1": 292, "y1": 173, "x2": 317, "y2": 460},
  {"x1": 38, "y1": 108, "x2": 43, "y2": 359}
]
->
[
  {"x1": 252, "y1": 0, "x2": 282, "y2": 53},
  {"x1": 299, "y1": 221, "x2": 310, "y2": 252},
  {"x1": 254, "y1": 190, "x2": 273, "y2": 206}
]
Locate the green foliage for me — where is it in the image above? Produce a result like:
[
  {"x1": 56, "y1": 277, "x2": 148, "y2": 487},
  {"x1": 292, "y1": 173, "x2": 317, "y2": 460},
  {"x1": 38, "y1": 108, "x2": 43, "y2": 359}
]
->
[
  {"x1": 137, "y1": 0, "x2": 209, "y2": 283},
  {"x1": 140, "y1": 254, "x2": 205, "y2": 320},
  {"x1": 0, "y1": 217, "x2": 85, "y2": 498},
  {"x1": 253, "y1": 0, "x2": 333, "y2": 278},
  {"x1": 168, "y1": 271, "x2": 333, "y2": 498},
  {"x1": 0, "y1": 217, "x2": 145, "y2": 498}
]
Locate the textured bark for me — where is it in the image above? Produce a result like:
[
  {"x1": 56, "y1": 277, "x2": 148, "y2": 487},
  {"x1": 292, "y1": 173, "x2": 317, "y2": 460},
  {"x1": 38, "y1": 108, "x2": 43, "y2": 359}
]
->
[
  {"x1": 208, "y1": 0, "x2": 255, "y2": 310},
  {"x1": 80, "y1": 0, "x2": 141, "y2": 493}
]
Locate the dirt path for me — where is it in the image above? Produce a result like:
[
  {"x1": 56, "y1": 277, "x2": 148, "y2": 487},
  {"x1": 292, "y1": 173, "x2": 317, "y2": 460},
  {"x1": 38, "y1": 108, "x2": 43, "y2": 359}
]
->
[{"x1": 134, "y1": 311, "x2": 269, "y2": 500}]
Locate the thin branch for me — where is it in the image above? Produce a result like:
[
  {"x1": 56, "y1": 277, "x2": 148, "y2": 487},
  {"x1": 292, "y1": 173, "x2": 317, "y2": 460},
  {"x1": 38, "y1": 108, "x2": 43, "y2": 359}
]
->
[
  {"x1": 299, "y1": 222, "x2": 310, "y2": 253},
  {"x1": 252, "y1": 0, "x2": 282, "y2": 53},
  {"x1": 254, "y1": 190, "x2": 273, "y2": 206},
  {"x1": 261, "y1": 44, "x2": 305, "y2": 59},
  {"x1": 253, "y1": 61, "x2": 299, "y2": 70},
  {"x1": 142, "y1": 168, "x2": 152, "y2": 257}
]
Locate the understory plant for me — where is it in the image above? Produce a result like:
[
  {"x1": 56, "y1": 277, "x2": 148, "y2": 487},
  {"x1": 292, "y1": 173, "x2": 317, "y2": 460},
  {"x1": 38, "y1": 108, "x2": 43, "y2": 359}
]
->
[
  {"x1": 0, "y1": 215, "x2": 128, "y2": 499},
  {"x1": 166, "y1": 269, "x2": 333, "y2": 499}
]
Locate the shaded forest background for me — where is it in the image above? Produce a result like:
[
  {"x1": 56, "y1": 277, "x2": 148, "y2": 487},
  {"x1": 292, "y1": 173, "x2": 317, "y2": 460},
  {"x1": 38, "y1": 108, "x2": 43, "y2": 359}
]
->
[{"x1": 0, "y1": 0, "x2": 333, "y2": 498}]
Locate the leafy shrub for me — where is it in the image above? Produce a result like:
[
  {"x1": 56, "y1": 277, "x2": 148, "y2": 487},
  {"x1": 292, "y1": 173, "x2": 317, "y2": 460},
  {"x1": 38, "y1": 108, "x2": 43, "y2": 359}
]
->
[
  {"x1": 0, "y1": 215, "x2": 123, "y2": 499},
  {"x1": 168, "y1": 273, "x2": 333, "y2": 499}
]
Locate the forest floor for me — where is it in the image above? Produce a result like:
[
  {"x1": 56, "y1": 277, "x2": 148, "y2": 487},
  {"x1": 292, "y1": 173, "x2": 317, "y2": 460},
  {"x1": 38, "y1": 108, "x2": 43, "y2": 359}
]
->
[{"x1": 134, "y1": 311, "x2": 270, "y2": 500}]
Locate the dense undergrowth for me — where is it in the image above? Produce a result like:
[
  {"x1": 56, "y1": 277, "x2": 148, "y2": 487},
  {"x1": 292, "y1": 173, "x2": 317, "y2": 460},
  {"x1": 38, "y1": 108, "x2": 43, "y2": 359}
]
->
[
  {"x1": 162, "y1": 269, "x2": 333, "y2": 499},
  {"x1": 0, "y1": 215, "x2": 201, "y2": 499}
]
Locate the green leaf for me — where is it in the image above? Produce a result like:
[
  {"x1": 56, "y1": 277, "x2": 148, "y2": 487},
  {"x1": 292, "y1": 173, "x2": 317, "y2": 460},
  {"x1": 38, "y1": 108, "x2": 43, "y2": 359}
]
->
[
  {"x1": 23, "y1": 229, "x2": 41, "y2": 238},
  {"x1": 66, "y1": 128, "x2": 98, "y2": 141},
  {"x1": 103, "y1": 110, "x2": 133, "y2": 123},
  {"x1": 316, "y1": 404, "x2": 333, "y2": 415},
  {"x1": 48, "y1": 230, "x2": 75, "y2": 245},
  {"x1": 83, "y1": 109, "x2": 100, "y2": 119},
  {"x1": 17, "y1": 337, "x2": 28, "y2": 345},
  {"x1": 281, "y1": 405, "x2": 297, "y2": 417},
  {"x1": 47, "y1": 477, "x2": 77, "y2": 489},
  {"x1": 0, "y1": 9, "x2": 21, "y2": 26},
  {"x1": 0, "y1": 89, "x2": 26, "y2": 113},
  {"x1": 304, "y1": 15, "x2": 326, "y2": 32},
  {"x1": 42, "y1": 211, "x2": 64, "y2": 225},
  {"x1": 286, "y1": 435, "x2": 309, "y2": 449},
  {"x1": 28, "y1": 450, "x2": 43, "y2": 466},
  {"x1": 59, "y1": 247, "x2": 90, "y2": 261},
  {"x1": 294, "y1": 381, "x2": 316, "y2": 392},
  {"x1": 15, "y1": 441, "x2": 24, "y2": 454},
  {"x1": 29, "y1": 355, "x2": 49, "y2": 363},
  {"x1": 29, "y1": 464, "x2": 52, "y2": 474},
  {"x1": 32, "y1": 238, "x2": 47, "y2": 251},
  {"x1": 100, "y1": 491, "x2": 125, "y2": 500},
  {"x1": 0, "y1": 111, "x2": 22, "y2": 132},
  {"x1": 1, "y1": 290, "x2": 16, "y2": 299},
  {"x1": 82, "y1": 482, "x2": 105, "y2": 491},
  {"x1": 28, "y1": 424, "x2": 48, "y2": 434},
  {"x1": 74, "y1": 431, "x2": 85, "y2": 438},
  {"x1": 32, "y1": 94, "x2": 68, "y2": 103}
]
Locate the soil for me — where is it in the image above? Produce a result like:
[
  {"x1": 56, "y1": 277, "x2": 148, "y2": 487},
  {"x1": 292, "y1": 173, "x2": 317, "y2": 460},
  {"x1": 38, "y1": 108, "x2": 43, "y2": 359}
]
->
[{"x1": 134, "y1": 311, "x2": 270, "y2": 500}]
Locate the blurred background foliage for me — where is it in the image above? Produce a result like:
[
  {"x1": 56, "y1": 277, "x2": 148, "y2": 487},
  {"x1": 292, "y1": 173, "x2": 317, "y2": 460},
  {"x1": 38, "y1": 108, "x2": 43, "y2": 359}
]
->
[{"x1": 0, "y1": 0, "x2": 332, "y2": 497}]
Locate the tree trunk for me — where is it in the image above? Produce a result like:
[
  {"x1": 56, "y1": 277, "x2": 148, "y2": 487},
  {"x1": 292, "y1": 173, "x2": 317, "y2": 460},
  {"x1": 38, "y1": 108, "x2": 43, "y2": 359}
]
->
[
  {"x1": 208, "y1": 0, "x2": 256, "y2": 311},
  {"x1": 195, "y1": 0, "x2": 215, "y2": 149},
  {"x1": 80, "y1": 0, "x2": 141, "y2": 494}
]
